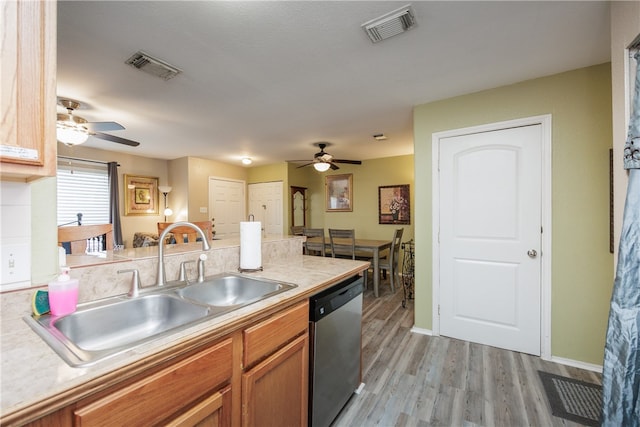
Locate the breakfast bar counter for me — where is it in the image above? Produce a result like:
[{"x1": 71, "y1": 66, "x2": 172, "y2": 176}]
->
[{"x1": 0, "y1": 236, "x2": 368, "y2": 425}]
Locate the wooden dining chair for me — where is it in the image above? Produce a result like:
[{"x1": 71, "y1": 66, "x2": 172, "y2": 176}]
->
[
  {"x1": 328, "y1": 228, "x2": 356, "y2": 259},
  {"x1": 378, "y1": 228, "x2": 404, "y2": 292},
  {"x1": 157, "y1": 221, "x2": 213, "y2": 244},
  {"x1": 328, "y1": 228, "x2": 369, "y2": 288},
  {"x1": 58, "y1": 224, "x2": 114, "y2": 254},
  {"x1": 302, "y1": 228, "x2": 325, "y2": 257}
]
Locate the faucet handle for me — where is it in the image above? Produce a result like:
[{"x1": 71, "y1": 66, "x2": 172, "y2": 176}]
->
[
  {"x1": 179, "y1": 260, "x2": 195, "y2": 282},
  {"x1": 118, "y1": 269, "x2": 141, "y2": 298}
]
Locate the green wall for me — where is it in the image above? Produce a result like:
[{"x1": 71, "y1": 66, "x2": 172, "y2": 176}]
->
[
  {"x1": 287, "y1": 155, "x2": 415, "y2": 244},
  {"x1": 413, "y1": 63, "x2": 613, "y2": 364}
]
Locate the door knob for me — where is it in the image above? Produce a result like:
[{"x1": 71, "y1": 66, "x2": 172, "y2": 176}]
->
[{"x1": 527, "y1": 249, "x2": 538, "y2": 258}]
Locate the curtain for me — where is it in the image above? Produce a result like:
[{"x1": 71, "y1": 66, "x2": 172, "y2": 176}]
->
[
  {"x1": 108, "y1": 162, "x2": 124, "y2": 247},
  {"x1": 601, "y1": 51, "x2": 640, "y2": 426}
]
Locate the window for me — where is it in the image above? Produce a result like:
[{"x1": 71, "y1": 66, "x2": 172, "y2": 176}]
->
[{"x1": 57, "y1": 160, "x2": 109, "y2": 226}]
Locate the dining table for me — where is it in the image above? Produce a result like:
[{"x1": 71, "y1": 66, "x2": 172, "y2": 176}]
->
[{"x1": 305, "y1": 237, "x2": 392, "y2": 297}]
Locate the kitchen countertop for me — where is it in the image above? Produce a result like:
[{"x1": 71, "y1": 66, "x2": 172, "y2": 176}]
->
[{"x1": 0, "y1": 253, "x2": 368, "y2": 423}]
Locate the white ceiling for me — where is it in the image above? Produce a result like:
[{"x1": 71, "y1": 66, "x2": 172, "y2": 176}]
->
[{"x1": 57, "y1": 1, "x2": 611, "y2": 167}]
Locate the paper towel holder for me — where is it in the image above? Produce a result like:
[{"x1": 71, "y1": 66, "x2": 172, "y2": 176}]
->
[{"x1": 239, "y1": 215, "x2": 263, "y2": 273}]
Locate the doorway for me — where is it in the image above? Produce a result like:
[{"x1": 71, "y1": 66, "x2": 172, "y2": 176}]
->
[{"x1": 432, "y1": 116, "x2": 552, "y2": 358}]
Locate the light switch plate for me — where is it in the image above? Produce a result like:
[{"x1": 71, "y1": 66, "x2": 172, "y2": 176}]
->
[
  {"x1": 199, "y1": 207, "x2": 207, "y2": 213},
  {"x1": 0, "y1": 242, "x2": 31, "y2": 285}
]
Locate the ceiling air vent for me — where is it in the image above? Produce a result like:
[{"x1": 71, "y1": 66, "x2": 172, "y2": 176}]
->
[
  {"x1": 362, "y1": 4, "x2": 416, "y2": 43},
  {"x1": 125, "y1": 51, "x2": 182, "y2": 81}
]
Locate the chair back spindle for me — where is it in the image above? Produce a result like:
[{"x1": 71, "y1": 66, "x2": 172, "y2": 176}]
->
[{"x1": 58, "y1": 224, "x2": 114, "y2": 254}]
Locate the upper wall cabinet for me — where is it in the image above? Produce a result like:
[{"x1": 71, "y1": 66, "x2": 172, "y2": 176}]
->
[{"x1": 0, "y1": 0, "x2": 57, "y2": 181}]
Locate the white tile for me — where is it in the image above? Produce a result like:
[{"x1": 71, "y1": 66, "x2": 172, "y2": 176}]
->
[
  {"x1": 0, "y1": 182, "x2": 31, "y2": 206},
  {"x1": 0, "y1": 205, "x2": 31, "y2": 239}
]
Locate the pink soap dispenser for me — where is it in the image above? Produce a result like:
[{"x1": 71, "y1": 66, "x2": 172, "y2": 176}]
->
[{"x1": 48, "y1": 266, "x2": 79, "y2": 316}]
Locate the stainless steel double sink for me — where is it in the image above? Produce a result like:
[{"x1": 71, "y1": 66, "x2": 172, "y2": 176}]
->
[{"x1": 25, "y1": 273, "x2": 296, "y2": 367}]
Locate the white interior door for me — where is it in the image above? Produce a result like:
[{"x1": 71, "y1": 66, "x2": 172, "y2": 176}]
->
[
  {"x1": 208, "y1": 177, "x2": 245, "y2": 237},
  {"x1": 248, "y1": 182, "x2": 283, "y2": 235},
  {"x1": 438, "y1": 124, "x2": 543, "y2": 355}
]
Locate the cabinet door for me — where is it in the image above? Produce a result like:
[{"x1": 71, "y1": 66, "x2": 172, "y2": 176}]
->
[
  {"x1": 242, "y1": 334, "x2": 308, "y2": 427},
  {"x1": 75, "y1": 338, "x2": 233, "y2": 426},
  {"x1": 167, "y1": 385, "x2": 231, "y2": 427},
  {"x1": 0, "y1": 0, "x2": 57, "y2": 180}
]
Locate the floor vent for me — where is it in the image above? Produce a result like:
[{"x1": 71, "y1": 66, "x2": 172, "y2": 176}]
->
[
  {"x1": 125, "y1": 51, "x2": 182, "y2": 81},
  {"x1": 362, "y1": 4, "x2": 416, "y2": 43}
]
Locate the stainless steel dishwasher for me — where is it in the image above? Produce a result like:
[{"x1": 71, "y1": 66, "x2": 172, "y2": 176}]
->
[{"x1": 309, "y1": 275, "x2": 364, "y2": 427}]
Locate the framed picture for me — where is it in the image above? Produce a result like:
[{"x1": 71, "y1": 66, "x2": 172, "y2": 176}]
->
[
  {"x1": 124, "y1": 174, "x2": 159, "y2": 216},
  {"x1": 325, "y1": 174, "x2": 353, "y2": 212},
  {"x1": 378, "y1": 184, "x2": 410, "y2": 224}
]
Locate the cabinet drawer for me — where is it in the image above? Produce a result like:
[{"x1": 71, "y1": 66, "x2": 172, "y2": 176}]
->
[
  {"x1": 243, "y1": 301, "x2": 308, "y2": 367},
  {"x1": 75, "y1": 338, "x2": 233, "y2": 426}
]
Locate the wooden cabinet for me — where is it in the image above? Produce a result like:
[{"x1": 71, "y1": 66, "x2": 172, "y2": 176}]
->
[
  {"x1": 166, "y1": 385, "x2": 232, "y2": 427},
  {"x1": 1, "y1": 0, "x2": 57, "y2": 180},
  {"x1": 75, "y1": 338, "x2": 233, "y2": 426},
  {"x1": 242, "y1": 334, "x2": 308, "y2": 427},
  {"x1": 242, "y1": 302, "x2": 309, "y2": 427},
  {"x1": 20, "y1": 301, "x2": 310, "y2": 427}
]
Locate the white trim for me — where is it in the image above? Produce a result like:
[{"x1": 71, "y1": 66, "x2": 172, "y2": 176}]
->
[
  {"x1": 550, "y1": 356, "x2": 603, "y2": 374},
  {"x1": 410, "y1": 326, "x2": 433, "y2": 336},
  {"x1": 431, "y1": 138, "x2": 441, "y2": 335},
  {"x1": 431, "y1": 115, "x2": 553, "y2": 360}
]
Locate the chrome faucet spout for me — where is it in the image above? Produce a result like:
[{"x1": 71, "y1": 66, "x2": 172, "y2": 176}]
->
[{"x1": 156, "y1": 221, "x2": 211, "y2": 286}]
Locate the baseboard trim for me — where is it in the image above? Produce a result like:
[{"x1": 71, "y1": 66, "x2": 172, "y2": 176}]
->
[
  {"x1": 410, "y1": 326, "x2": 433, "y2": 336},
  {"x1": 550, "y1": 356, "x2": 603, "y2": 374}
]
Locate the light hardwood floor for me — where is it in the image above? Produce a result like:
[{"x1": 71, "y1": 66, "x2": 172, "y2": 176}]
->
[{"x1": 333, "y1": 283, "x2": 602, "y2": 427}]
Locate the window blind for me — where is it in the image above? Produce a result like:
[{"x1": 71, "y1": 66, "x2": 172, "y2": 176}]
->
[{"x1": 57, "y1": 161, "x2": 109, "y2": 226}]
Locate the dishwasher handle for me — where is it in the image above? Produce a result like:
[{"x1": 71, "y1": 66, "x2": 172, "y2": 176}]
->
[{"x1": 310, "y1": 275, "x2": 363, "y2": 321}]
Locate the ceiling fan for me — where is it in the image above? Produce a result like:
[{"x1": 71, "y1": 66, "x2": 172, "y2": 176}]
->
[
  {"x1": 56, "y1": 98, "x2": 140, "y2": 147},
  {"x1": 289, "y1": 143, "x2": 362, "y2": 171}
]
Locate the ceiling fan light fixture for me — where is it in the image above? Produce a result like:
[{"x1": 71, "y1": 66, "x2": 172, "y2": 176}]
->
[
  {"x1": 313, "y1": 162, "x2": 331, "y2": 172},
  {"x1": 56, "y1": 113, "x2": 89, "y2": 145}
]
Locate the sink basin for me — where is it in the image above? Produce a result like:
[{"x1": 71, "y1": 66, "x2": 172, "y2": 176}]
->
[
  {"x1": 177, "y1": 274, "x2": 296, "y2": 307},
  {"x1": 25, "y1": 274, "x2": 296, "y2": 367},
  {"x1": 26, "y1": 294, "x2": 210, "y2": 366}
]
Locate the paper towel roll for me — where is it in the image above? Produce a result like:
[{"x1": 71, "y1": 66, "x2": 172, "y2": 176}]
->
[{"x1": 240, "y1": 221, "x2": 262, "y2": 270}]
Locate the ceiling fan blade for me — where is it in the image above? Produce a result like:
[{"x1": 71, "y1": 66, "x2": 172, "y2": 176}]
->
[
  {"x1": 85, "y1": 121, "x2": 125, "y2": 132},
  {"x1": 333, "y1": 159, "x2": 362, "y2": 165},
  {"x1": 330, "y1": 163, "x2": 340, "y2": 170},
  {"x1": 92, "y1": 132, "x2": 140, "y2": 147},
  {"x1": 296, "y1": 162, "x2": 314, "y2": 168}
]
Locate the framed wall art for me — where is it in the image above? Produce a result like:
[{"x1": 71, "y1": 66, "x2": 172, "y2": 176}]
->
[
  {"x1": 325, "y1": 174, "x2": 353, "y2": 212},
  {"x1": 124, "y1": 174, "x2": 159, "y2": 215},
  {"x1": 378, "y1": 184, "x2": 410, "y2": 224}
]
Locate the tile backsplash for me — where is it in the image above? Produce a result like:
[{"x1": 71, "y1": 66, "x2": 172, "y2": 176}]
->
[{"x1": 0, "y1": 182, "x2": 31, "y2": 290}]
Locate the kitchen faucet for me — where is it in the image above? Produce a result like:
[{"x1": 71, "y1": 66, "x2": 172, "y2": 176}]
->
[{"x1": 156, "y1": 221, "x2": 211, "y2": 286}]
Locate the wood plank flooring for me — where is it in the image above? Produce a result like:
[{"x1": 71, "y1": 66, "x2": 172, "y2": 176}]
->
[{"x1": 333, "y1": 283, "x2": 602, "y2": 427}]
